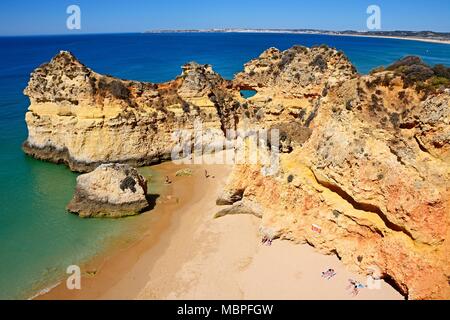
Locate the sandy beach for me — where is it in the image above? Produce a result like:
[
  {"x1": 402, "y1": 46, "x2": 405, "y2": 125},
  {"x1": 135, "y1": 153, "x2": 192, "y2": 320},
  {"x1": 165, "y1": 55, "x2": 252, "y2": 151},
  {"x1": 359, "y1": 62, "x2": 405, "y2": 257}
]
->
[
  {"x1": 259, "y1": 31, "x2": 450, "y2": 45},
  {"x1": 320, "y1": 33, "x2": 450, "y2": 45},
  {"x1": 37, "y1": 153, "x2": 403, "y2": 300}
]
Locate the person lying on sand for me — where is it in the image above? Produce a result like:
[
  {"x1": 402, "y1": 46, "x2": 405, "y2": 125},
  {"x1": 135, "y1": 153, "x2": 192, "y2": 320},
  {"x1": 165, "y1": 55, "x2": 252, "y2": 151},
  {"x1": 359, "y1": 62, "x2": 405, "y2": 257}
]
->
[
  {"x1": 346, "y1": 279, "x2": 358, "y2": 296},
  {"x1": 165, "y1": 176, "x2": 172, "y2": 184},
  {"x1": 346, "y1": 279, "x2": 366, "y2": 296},
  {"x1": 261, "y1": 235, "x2": 273, "y2": 246},
  {"x1": 205, "y1": 170, "x2": 210, "y2": 178},
  {"x1": 321, "y1": 268, "x2": 336, "y2": 280}
]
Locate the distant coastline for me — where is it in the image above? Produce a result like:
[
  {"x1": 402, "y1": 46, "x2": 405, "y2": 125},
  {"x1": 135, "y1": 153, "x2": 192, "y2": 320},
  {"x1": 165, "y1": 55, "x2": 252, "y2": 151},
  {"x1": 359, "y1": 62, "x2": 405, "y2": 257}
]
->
[{"x1": 145, "y1": 28, "x2": 450, "y2": 45}]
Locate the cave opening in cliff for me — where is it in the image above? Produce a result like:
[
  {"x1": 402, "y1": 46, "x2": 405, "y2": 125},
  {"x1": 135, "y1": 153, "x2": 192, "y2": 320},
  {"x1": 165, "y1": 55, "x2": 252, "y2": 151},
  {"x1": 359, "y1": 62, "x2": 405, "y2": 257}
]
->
[{"x1": 383, "y1": 274, "x2": 408, "y2": 300}]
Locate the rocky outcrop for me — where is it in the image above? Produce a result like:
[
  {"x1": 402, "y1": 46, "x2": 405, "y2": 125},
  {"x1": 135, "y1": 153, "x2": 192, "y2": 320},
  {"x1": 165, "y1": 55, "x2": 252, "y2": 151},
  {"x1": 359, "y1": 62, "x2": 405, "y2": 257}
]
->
[
  {"x1": 24, "y1": 47, "x2": 450, "y2": 299},
  {"x1": 23, "y1": 51, "x2": 239, "y2": 172},
  {"x1": 214, "y1": 199, "x2": 263, "y2": 219},
  {"x1": 67, "y1": 164, "x2": 149, "y2": 218},
  {"x1": 401, "y1": 93, "x2": 450, "y2": 162},
  {"x1": 232, "y1": 46, "x2": 358, "y2": 130},
  {"x1": 218, "y1": 61, "x2": 450, "y2": 299},
  {"x1": 175, "y1": 168, "x2": 193, "y2": 176},
  {"x1": 22, "y1": 47, "x2": 359, "y2": 172},
  {"x1": 234, "y1": 45, "x2": 356, "y2": 96}
]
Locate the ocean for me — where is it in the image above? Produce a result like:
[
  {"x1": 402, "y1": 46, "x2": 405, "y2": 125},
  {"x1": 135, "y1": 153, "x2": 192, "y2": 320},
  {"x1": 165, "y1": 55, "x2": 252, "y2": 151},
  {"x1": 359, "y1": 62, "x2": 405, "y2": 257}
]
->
[{"x1": 0, "y1": 32, "x2": 449, "y2": 299}]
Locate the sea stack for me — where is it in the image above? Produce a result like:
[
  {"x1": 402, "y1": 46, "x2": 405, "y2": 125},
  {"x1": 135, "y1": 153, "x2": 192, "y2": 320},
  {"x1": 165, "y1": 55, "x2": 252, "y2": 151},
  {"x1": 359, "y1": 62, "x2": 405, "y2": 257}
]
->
[
  {"x1": 67, "y1": 164, "x2": 149, "y2": 218},
  {"x1": 22, "y1": 51, "x2": 236, "y2": 172}
]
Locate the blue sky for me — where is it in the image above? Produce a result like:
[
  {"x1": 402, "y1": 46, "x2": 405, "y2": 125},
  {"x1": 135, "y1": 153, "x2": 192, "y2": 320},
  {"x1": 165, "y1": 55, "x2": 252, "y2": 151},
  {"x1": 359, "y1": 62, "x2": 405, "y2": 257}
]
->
[{"x1": 0, "y1": 0, "x2": 449, "y2": 36}]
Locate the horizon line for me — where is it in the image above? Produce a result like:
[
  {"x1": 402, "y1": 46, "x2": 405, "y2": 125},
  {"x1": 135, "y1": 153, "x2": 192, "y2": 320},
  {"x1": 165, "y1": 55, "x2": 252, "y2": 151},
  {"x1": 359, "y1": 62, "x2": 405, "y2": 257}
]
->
[{"x1": 1, "y1": 27, "x2": 450, "y2": 37}]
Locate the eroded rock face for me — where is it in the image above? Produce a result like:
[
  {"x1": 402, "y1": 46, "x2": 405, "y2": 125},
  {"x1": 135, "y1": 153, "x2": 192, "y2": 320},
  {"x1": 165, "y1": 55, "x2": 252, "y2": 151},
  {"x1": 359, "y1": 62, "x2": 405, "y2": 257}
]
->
[
  {"x1": 24, "y1": 47, "x2": 450, "y2": 299},
  {"x1": 230, "y1": 46, "x2": 359, "y2": 133},
  {"x1": 214, "y1": 199, "x2": 263, "y2": 219},
  {"x1": 401, "y1": 93, "x2": 450, "y2": 162},
  {"x1": 218, "y1": 67, "x2": 450, "y2": 299},
  {"x1": 23, "y1": 51, "x2": 239, "y2": 172},
  {"x1": 67, "y1": 164, "x2": 149, "y2": 218},
  {"x1": 234, "y1": 45, "x2": 356, "y2": 96}
]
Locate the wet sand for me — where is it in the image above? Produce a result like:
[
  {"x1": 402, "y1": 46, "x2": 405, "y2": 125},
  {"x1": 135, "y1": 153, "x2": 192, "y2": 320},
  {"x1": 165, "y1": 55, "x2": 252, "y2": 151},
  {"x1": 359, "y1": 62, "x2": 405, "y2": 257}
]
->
[{"x1": 38, "y1": 153, "x2": 403, "y2": 300}]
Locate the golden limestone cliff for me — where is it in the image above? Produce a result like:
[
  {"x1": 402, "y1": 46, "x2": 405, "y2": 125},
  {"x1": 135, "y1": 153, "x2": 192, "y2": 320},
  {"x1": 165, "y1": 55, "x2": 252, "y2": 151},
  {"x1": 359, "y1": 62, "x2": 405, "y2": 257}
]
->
[
  {"x1": 23, "y1": 46, "x2": 449, "y2": 299},
  {"x1": 23, "y1": 51, "x2": 241, "y2": 171},
  {"x1": 220, "y1": 51, "x2": 450, "y2": 300}
]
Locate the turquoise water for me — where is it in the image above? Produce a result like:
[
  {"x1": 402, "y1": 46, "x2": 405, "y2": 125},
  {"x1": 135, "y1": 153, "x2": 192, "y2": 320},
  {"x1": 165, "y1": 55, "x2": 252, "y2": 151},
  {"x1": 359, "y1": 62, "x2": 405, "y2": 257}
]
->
[
  {"x1": 1, "y1": 33, "x2": 450, "y2": 299},
  {"x1": 240, "y1": 90, "x2": 258, "y2": 99}
]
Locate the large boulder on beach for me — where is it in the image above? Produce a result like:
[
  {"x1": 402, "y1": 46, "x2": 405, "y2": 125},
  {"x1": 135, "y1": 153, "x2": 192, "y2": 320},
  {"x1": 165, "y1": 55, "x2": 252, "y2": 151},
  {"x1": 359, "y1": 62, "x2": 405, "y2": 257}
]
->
[{"x1": 67, "y1": 164, "x2": 149, "y2": 218}]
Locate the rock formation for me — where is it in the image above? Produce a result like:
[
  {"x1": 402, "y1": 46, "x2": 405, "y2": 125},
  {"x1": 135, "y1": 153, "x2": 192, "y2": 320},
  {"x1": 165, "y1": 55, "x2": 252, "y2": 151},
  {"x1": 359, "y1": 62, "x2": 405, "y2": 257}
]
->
[
  {"x1": 23, "y1": 51, "x2": 240, "y2": 172},
  {"x1": 219, "y1": 52, "x2": 450, "y2": 300},
  {"x1": 23, "y1": 46, "x2": 450, "y2": 299},
  {"x1": 214, "y1": 199, "x2": 263, "y2": 219},
  {"x1": 67, "y1": 164, "x2": 149, "y2": 218}
]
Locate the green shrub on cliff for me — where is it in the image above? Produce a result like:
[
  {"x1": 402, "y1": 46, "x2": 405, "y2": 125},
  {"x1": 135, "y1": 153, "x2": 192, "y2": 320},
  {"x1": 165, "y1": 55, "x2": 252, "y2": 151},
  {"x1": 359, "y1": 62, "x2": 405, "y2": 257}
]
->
[
  {"x1": 97, "y1": 78, "x2": 130, "y2": 100},
  {"x1": 383, "y1": 56, "x2": 450, "y2": 94},
  {"x1": 432, "y1": 64, "x2": 450, "y2": 78},
  {"x1": 109, "y1": 80, "x2": 130, "y2": 99},
  {"x1": 310, "y1": 54, "x2": 328, "y2": 71}
]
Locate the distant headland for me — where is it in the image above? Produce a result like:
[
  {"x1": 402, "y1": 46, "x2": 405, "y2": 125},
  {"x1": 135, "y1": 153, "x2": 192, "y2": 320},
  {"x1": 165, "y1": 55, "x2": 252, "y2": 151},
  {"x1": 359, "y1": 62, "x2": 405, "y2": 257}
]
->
[{"x1": 144, "y1": 28, "x2": 450, "y2": 44}]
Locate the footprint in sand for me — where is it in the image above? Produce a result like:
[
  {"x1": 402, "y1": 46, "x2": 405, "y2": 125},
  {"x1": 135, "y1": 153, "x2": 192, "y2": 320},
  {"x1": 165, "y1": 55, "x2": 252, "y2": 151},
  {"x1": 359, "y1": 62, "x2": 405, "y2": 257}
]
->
[{"x1": 237, "y1": 256, "x2": 253, "y2": 271}]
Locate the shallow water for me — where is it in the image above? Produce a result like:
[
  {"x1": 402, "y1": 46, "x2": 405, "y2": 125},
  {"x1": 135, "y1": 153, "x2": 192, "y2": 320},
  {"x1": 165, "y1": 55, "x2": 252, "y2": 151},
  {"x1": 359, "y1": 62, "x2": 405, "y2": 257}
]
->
[{"x1": 0, "y1": 32, "x2": 449, "y2": 299}]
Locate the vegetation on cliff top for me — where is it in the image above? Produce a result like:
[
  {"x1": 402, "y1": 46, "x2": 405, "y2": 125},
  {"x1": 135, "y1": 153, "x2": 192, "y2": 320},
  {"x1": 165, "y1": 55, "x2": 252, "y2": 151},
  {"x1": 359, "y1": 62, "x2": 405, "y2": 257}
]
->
[{"x1": 372, "y1": 56, "x2": 450, "y2": 94}]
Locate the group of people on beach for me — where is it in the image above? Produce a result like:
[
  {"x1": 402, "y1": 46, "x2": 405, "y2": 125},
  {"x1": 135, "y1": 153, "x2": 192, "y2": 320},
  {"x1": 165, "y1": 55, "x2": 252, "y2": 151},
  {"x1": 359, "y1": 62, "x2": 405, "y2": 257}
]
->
[
  {"x1": 321, "y1": 268, "x2": 367, "y2": 296},
  {"x1": 321, "y1": 268, "x2": 336, "y2": 280}
]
